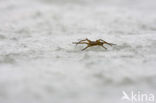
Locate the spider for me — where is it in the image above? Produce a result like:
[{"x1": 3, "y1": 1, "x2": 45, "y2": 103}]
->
[{"x1": 73, "y1": 38, "x2": 116, "y2": 51}]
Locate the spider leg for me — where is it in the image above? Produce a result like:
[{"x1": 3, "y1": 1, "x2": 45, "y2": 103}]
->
[
  {"x1": 73, "y1": 39, "x2": 88, "y2": 45},
  {"x1": 81, "y1": 46, "x2": 89, "y2": 51},
  {"x1": 73, "y1": 42, "x2": 88, "y2": 46},
  {"x1": 101, "y1": 45, "x2": 107, "y2": 49},
  {"x1": 98, "y1": 39, "x2": 116, "y2": 46},
  {"x1": 99, "y1": 39, "x2": 106, "y2": 42},
  {"x1": 105, "y1": 42, "x2": 116, "y2": 46},
  {"x1": 85, "y1": 38, "x2": 91, "y2": 42},
  {"x1": 79, "y1": 39, "x2": 87, "y2": 42}
]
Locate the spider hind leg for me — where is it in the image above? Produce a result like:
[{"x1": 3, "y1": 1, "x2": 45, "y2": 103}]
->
[{"x1": 81, "y1": 46, "x2": 89, "y2": 51}]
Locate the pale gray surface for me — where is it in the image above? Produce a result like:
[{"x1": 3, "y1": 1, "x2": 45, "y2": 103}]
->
[{"x1": 0, "y1": 0, "x2": 156, "y2": 103}]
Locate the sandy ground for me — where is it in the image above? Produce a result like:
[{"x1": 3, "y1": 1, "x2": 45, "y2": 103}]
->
[{"x1": 0, "y1": 0, "x2": 156, "y2": 103}]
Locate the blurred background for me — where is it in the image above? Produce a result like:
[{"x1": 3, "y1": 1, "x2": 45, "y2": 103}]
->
[{"x1": 0, "y1": 0, "x2": 156, "y2": 103}]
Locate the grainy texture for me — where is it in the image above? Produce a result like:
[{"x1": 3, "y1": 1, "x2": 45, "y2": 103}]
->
[{"x1": 0, "y1": 0, "x2": 156, "y2": 103}]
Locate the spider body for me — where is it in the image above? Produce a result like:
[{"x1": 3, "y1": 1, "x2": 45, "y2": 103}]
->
[{"x1": 73, "y1": 38, "x2": 115, "y2": 51}]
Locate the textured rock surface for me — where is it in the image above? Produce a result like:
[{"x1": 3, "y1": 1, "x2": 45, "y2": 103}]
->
[{"x1": 0, "y1": 0, "x2": 156, "y2": 103}]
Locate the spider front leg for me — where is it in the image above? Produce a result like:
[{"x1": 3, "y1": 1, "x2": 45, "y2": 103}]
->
[
  {"x1": 105, "y1": 42, "x2": 116, "y2": 46},
  {"x1": 99, "y1": 39, "x2": 116, "y2": 46}
]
